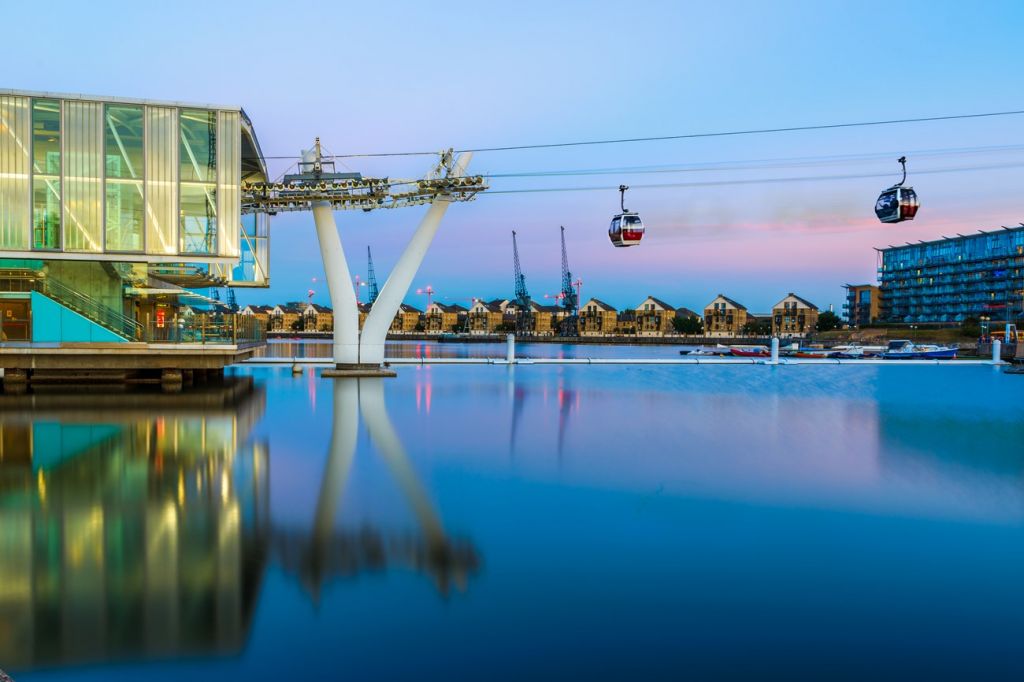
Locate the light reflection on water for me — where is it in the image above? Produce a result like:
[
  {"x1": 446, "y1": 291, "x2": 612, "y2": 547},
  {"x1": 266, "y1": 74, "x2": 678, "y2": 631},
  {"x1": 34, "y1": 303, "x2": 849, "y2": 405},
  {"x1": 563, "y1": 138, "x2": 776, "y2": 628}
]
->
[
  {"x1": 3, "y1": 360, "x2": 1024, "y2": 680},
  {"x1": 257, "y1": 338, "x2": 688, "y2": 360}
]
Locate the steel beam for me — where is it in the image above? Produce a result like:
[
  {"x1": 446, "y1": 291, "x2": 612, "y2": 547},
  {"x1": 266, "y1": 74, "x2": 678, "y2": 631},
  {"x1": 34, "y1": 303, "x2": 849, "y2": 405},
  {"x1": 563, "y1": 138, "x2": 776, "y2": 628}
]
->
[{"x1": 359, "y1": 153, "x2": 472, "y2": 365}]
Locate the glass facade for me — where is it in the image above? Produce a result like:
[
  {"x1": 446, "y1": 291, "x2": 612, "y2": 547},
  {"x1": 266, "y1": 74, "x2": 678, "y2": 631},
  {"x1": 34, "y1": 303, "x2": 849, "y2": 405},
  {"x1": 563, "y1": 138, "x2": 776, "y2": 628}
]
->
[
  {"x1": 0, "y1": 91, "x2": 268, "y2": 287},
  {"x1": 104, "y1": 104, "x2": 144, "y2": 251},
  {"x1": 144, "y1": 106, "x2": 178, "y2": 255},
  {"x1": 180, "y1": 109, "x2": 217, "y2": 254},
  {"x1": 878, "y1": 227, "x2": 1024, "y2": 323},
  {"x1": 0, "y1": 95, "x2": 31, "y2": 250},
  {"x1": 216, "y1": 110, "x2": 240, "y2": 257},
  {"x1": 31, "y1": 99, "x2": 61, "y2": 249},
  {"x1": 62, "y1": 100, "x2": 104, "y2": 253}
]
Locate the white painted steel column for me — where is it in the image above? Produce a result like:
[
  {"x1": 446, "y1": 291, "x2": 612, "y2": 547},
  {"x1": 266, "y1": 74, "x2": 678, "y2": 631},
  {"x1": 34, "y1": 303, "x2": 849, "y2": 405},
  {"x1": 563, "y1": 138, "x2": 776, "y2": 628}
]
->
[
  {"x1": 770, "y1": 337, "x2": 780, "y2": 365},
  {"x1": 359, "y1": 153, "x2": 473, "y2": 365},
  {"x1": 506, "y1": 333, "x2": 515, "y2": 363},
  {"x1": 312, "y1": 201, "x2": 360, "y2": 365},
  {"x1": 993, "y1": 339, "x2": 1002, "y2": 364}
]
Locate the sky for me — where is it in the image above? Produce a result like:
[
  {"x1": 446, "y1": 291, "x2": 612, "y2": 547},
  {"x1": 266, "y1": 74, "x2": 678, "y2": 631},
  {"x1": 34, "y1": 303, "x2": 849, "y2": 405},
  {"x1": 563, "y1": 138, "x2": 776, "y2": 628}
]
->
[{"x1": 7, "y1": 0, "x2": 1024, "y2": 313}]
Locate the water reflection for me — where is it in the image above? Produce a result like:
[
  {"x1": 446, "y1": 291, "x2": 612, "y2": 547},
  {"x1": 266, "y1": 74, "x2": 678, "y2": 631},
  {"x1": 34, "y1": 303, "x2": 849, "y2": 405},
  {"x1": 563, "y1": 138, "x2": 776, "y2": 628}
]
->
[
  {"x1": 0, "y1": 378, "x2": 270, "y2": 670},
  {"x1": 276, "y1": 377, "x2": 479, "y2": 599}
]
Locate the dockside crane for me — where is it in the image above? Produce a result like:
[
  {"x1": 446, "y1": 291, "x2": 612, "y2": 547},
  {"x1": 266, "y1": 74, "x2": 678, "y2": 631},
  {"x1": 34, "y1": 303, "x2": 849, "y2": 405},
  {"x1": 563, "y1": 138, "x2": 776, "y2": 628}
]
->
[
  {"x1": 366, "y1": 246, "x2": 380, "y2": 305},
  {"x1": 559, "y1": 226, "x2": 579, "y2": 337},
  {"x1": 511, "y1": 230, "x2": 532, "y2": 335}
]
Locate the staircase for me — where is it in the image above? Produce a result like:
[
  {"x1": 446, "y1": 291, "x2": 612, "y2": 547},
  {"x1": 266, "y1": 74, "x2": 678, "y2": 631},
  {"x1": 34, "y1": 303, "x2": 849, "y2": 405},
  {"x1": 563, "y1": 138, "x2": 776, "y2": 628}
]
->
[
  {"x1": 1, "y1": 267, "x2": 143, "y2": 341},
  {"x1": 35, "y1": 276, "x2": 143, "y2": 341}
]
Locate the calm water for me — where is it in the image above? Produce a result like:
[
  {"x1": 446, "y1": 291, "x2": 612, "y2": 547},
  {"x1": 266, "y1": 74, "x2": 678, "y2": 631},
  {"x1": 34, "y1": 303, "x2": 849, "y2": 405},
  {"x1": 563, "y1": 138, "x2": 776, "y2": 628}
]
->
[
  {"x1": 259, "y1": 338, "x2": 692, "y2": 360},
  {"x1": 3, "y1": 355, "x2": 1024, "y2": 680}
]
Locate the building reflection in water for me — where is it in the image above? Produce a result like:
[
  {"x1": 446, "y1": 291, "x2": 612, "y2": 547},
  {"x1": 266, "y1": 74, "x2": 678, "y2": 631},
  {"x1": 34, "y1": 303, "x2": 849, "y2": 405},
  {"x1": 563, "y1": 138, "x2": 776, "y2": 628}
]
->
[
  {"x1": 275, "y1": 377, "x2": 480, "y2": 600},
  {"x1": 0, "y1": 378, "x2": 270, "y2": 670},
  {"x1": 0, "y1": 373, "x2": 480, "y2": 672}
]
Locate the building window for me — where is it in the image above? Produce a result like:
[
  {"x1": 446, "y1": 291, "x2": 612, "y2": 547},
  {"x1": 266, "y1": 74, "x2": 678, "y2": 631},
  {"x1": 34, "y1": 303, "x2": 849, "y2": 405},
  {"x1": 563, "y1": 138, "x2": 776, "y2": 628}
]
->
[
  {"x1": 104, "y1": 104, "x2": 144, "y2": 251},
  {"x1": 31, "y1": 99, "x2": 61, "y2": 249},
  {"x1": 180, "y1": 109, "x2": 217, "y2": 253}
]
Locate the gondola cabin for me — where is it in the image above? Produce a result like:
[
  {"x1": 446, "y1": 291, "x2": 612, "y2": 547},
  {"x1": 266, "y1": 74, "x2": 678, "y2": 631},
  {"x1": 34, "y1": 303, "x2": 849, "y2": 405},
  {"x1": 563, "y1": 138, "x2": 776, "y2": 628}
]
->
[
  {"x1": 609, "y1": 213, "x2": 644, "y2": 247},
  {"x1": 875, "y1": 186, "x2": 919, "y2": 223},
  {"x1": 608, "y1": 184, "x2": 645, "y2": 247},
  {"x1": 875, "y1": 156, "x2": 920, "y2": 224}
]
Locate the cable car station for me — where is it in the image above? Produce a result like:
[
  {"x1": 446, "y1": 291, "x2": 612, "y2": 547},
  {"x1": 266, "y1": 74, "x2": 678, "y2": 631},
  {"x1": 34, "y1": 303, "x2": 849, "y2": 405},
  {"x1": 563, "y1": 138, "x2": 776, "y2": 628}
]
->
[{"x1": 0, "y1": 89, "x2": 486, "y2": 389}]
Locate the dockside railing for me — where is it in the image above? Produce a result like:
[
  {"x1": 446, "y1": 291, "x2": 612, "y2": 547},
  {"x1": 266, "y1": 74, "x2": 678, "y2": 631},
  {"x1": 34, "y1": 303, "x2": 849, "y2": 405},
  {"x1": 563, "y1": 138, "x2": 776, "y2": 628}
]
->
[{"x1": 144, "y1": 314, "x2": 266, "y2": 347}]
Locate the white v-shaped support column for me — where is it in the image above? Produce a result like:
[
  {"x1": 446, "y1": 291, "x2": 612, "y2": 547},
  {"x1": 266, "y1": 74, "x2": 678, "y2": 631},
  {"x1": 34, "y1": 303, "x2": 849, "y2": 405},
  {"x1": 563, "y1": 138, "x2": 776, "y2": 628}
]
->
[
  {"x1": 310, "y1": 152, "x2": 472, "y2": 372},
  {"x1": 313, "y1": 202, "x2": 360, "y2": 365},
  {"x1": 358, "y1": 152, "x2": 473, "y2": 366}
]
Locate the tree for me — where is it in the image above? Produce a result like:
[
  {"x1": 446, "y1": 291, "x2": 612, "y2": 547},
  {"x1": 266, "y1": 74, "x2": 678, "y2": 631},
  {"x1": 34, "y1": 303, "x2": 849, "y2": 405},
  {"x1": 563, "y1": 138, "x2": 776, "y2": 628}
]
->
[
  {"x1": 743, "y1": 319, "x2": 771, "y2": 336},
  {"x1": 673, "y1": 315, "x2": 703, "y2": 335},
  {"x1": 289, "y1": 319, "x2": 303, "y2": 332},
  {"x1": 816, "y1": 311, "x2": 842, "y2": 332},
  {"x1": 960, "y1": 316, "x2": 981, "y2": 338}
]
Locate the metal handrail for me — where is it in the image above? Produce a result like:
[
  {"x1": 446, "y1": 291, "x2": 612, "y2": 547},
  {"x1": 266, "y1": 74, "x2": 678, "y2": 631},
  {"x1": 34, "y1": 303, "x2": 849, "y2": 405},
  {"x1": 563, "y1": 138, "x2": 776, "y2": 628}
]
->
[{"x1": 37, "y1": 277, "x2": 144, "y2": 341}]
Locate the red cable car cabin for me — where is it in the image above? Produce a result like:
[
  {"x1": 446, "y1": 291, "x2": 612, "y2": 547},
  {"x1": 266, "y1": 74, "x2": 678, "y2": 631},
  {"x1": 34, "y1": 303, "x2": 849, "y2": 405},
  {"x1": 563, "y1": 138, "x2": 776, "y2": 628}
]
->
[
  {"x1": 875, "y1": 156, "x2": 920, "y2": 224},
  {"x1": 875, "y1": 186, "x2": 919, "y2": 223},
  {"x1": 608, "y1": 184, "x2": 645, "y2": 247},
  {"x1": 609, "y1": 213, "x2": 644, "y2": 247}
]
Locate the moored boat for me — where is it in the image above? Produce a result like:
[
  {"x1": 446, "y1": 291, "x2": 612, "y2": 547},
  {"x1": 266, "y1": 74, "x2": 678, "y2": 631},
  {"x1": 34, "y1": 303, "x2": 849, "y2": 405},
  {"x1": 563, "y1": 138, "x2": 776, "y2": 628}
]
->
[
  {"x1": 785, "y1": 348, "x2": 836, "y2": 359},
  {"x1": 881, "y1": 340, "x2": 957, "y2": 360},
  {"x1": 729, "y1": 346, "x2": 770, "y2": 358},
  {"x1": 831, "y1": 344, "x2": 884, "y2": 359}
]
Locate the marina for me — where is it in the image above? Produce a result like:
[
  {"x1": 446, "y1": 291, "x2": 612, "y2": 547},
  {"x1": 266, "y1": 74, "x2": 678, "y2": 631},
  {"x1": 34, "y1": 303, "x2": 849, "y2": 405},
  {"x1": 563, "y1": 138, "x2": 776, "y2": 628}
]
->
[{"x1": 2, "y1": 359, "x2": 1023, "y2": 679}]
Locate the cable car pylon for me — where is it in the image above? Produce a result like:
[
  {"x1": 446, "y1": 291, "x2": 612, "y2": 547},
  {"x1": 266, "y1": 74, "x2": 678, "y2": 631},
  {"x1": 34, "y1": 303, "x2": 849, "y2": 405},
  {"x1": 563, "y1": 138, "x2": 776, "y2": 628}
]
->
[
  {"x1": 559, "y1": 226, "x2": 579, "y2": 337},
  {"x1": 511, "y1": 230, "x2": 532, "y2": 335}
]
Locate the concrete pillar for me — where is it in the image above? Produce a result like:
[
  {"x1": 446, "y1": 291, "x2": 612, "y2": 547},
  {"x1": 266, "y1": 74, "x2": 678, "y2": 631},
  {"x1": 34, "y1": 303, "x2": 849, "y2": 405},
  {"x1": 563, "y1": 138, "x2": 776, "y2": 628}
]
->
[
  {"x1": 506, "y1": 333, "x2": 515, "y2": 363},
  {"x1": 770, "y1": 337, "x2": 780, "y2": 365},
  {"x1": 993, "y1": 339, "x2": 1002, "y2": 364},
  {"x1": 2, "y1": 368, "x2": 28, "y2": 394},
  {"x1": 161, "y1": 369, "x2": 183, "y2": 393},
  {"x1": 359, "y1": 153, "x2": 473, "y2": 366}
]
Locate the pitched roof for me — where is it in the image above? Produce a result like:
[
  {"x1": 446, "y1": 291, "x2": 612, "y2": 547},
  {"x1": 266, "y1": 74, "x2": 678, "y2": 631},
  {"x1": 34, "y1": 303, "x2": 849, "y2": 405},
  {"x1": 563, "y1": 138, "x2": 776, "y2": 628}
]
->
[
  {"x1": 774, "y1": 292, "x2": 819, "y2": 310},
  {"x1": 398, "y1": 303, "x2": 422, "y2": 314},
  {"x1": 637, "y1": 296, "x2": 674, "y2": 311},
  {"x1": 675, "y1": 307, "x2": 700, "y2": 318},
  {"x1": 707, "y1": 294, "x2": 747, "y2": 310},
  {"x1": 429, "y1": 302, "x2": 468, "y2": 313},
  {"x1": 581, "y1": 298, "x2": 616, "y2": 312},
  {"x1": 305, "y1": 303, "x2": 333, "y2": 313}
]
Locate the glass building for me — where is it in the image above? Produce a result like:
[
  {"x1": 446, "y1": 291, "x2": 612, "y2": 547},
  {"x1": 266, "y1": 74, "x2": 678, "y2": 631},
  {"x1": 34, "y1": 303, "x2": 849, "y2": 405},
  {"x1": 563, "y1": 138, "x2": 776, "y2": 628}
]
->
[
  {"x1": 877, "y1": 226, "x2": 1024, "y2": 323},
  {"x1": 0, "y1": 90, "x2": 271, "y2": 344}
]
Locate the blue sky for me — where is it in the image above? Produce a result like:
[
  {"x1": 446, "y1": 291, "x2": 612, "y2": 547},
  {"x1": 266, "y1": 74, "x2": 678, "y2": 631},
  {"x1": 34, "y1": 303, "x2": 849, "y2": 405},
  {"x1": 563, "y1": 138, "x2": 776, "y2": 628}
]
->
[{"x1": 8, "y1": 0, "x2": 1024, "y2": 312}]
